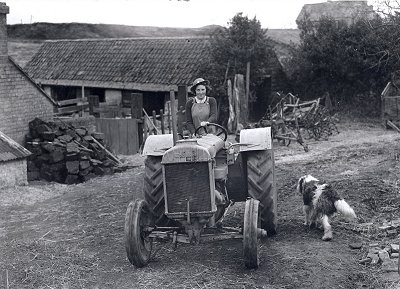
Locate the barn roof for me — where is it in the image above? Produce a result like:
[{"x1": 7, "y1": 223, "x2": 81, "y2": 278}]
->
[
  {"x1": 296, "y1": 1, "x2": 376, "y2": 24},
  {"x1": 24, "y1": 37, "x2": 211, "y2": 92},
  {"x1": 0, "y1": 130, "x2": 31, "y2": 162}
]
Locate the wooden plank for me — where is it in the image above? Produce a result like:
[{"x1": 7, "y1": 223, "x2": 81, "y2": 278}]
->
[
  {"x1": 170, "y1": 91, "x2": 178, "y2": 145},
  {"x1": 128, "y1": 119, "x2": 139, "y2": 154},
  {"x1": 55, "y1": 103, "x2": 89, "y2": 114},
  {"x1": 387, "y1": 120, "x2": 400, "y2": 133},
  {"x1": 381, "y1": 81, "x2": 392, "y2": 99},
  {"x1": 58, "y1": 98, "x2": 88, "y2": 106},
  {"x1": 160, "y1": 109, "x2": 165, "y2": 134},
  {"x1": 119, "y1": 118, "x2": 128, "y2": 155},
  {"x1": 109, "y1": 119, "x2": 120, "y2": 154}
]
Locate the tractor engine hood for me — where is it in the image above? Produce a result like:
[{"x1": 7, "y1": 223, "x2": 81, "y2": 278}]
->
[{"x1": 162, "y1": 135, "x2": 225, "y2": 164}]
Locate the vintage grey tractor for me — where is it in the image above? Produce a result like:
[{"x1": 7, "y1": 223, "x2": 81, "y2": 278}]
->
[{"x1": 124, "y1": 123, "x2": 277, "y2": 269}]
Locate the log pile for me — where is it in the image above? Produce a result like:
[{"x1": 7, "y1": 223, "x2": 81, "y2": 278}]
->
[{"x1": 25, "y1": 118, "x2": 123, "y2": 184}]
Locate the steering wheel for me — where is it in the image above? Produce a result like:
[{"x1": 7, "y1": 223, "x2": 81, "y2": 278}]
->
[{"x1": 194, "y1": 123, "x2": 228, "y2": 141}]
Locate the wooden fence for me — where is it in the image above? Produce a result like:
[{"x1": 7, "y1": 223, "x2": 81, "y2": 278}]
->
[{"x1": 95, "y1": 118, "x2": 141, "y2": 155}]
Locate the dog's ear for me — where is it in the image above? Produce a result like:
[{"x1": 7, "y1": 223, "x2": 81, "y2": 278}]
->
[{"x1": 297, "y1": 177, "x2": 304, "y2": 194}]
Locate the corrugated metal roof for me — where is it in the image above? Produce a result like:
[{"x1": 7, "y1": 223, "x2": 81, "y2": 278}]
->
[
  {"x1": 24, "y1": 37, "x2": 211, "y2": 89},
  {"x1": 0, "y1": 131, "x2": 31, "y2": 162}
]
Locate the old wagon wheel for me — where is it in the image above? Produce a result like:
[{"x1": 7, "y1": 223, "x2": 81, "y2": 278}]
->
[
  {"x1": 125, "y1": 199, "x2": 154, "y2": 268},
  {"x1": 243, "y1": 198, "x2": 261, "y2": 269}
]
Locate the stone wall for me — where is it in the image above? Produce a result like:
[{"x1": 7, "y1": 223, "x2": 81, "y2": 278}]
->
[
  {"x1": 0, "y1": 159, "x2": 28, "y2": 187},
  {"x1": 0, "y1": 2, "x2": 54, "y2": 145}
]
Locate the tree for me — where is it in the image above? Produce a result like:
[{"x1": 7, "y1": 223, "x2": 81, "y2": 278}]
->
[
  {"x1": 199, "y1": 13, "x2": 275, "y2": 125},
  {"x1": 288, "y1": 16, "x2": 393, "y2": 115}
]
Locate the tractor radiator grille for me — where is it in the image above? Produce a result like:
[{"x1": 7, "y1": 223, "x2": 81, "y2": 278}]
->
[{"x1": 164, "y1": 162, "x2": 212, "y2": 213}]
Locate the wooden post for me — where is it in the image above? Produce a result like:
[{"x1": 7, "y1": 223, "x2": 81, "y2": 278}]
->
[
  {"x1": 177, "y1": 85, "x2": 188, "y2": 136},
  {"x1": 170, "y1": 91, "x2": 178, "y2": 145},
  {"x1": 177, "y1": 85, "x2": 188, "y2": 111},
  {"x1": 143, "y1": 117, "x2": 148, "y2": 144},
  {"x1": 227, "y1": 79, "x2": 235, "y2": 133},
  {"x1": 234, "y1": 74, "x2": 245, "y2": 131},
  {"x1": 160, "y1": 109, "x2": 165, "y2": 134},
  {"x1": 81, "y1": 85, "x2": 85, "y2": 117},
  {"x1": 152, "y1": 110, "x2": 157, "y2": 135},
  {"x1": 245, "y1": 62, "x2": 250, "y2": 124},
  {"x1": 167, "y1": 101, "x2": 172, "y2": 134},
  {"x1": 88, "y1": 95, "x2": 99, "y2": 117}
]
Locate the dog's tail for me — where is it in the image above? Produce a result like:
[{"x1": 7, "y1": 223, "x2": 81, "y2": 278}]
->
[{"x1": 334, "y1": 199, "x2": 357, "y2": 219}]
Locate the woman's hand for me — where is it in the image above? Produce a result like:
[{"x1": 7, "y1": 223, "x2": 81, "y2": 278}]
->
[{"x1": 200, "y1": 121, "x2": 209, "y2": 127}]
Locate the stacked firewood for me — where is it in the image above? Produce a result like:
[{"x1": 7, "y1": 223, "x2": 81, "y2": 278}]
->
[{"x1": 25, "y1": 118, "x2": 123, "y2": 184}]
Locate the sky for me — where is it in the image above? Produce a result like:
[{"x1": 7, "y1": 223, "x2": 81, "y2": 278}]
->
[{"x1": 4, "y1": 0, "x2": 376, "y2": 29}]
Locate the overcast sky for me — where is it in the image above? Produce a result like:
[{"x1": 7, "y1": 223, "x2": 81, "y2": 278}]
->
[{"x1": 4, "y1": 0, "x2": 376, "y2": 29}]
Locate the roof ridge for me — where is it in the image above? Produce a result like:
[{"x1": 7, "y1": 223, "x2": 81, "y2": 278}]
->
[{"x1": 44, "y1": 36, "x2": 211, "y2": 43}]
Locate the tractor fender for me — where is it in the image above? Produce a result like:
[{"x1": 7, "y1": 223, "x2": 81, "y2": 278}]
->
[
  {"x1": 142, "y1": 134, "x2": 174, "y2": 156},
  {"x1": 239, "y1": 127, "x2": 272, "y2": 152}
]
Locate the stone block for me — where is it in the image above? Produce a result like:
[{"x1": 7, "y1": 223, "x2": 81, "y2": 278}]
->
[
  {"x1": 66, "y1": 161, "x2": 79, "y2": 174},
  {"x1": 381, "y1": 260, "x2": 398, "y2": 272},
  {"x1": 381, "y1": 272, "x2": 400, "y2": 282},
  {"x1": 390, "y1": 244, "x2": 399, "y2": 253},
  {"x1": 378, "y1": 250, "x2": 390, "y2": 262},
  {"x1": 65, "y1": 174, "x2": 79, "y2": 184},
  {"x1": 349, "y1": 242, "x2": 363, "y2": 249},
  {"x1": 367, "y1": 252, "x2": 380, "y2": 265}
]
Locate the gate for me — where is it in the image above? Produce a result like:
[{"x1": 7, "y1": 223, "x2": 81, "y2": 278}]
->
[{"x1": 95, "y1": 118, "x2": 141, "y2": 155}]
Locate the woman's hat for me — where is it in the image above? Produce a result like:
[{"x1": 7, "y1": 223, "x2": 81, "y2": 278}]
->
[{"x1": 190, "y1": 78, "x2": 209, "y2": 93}]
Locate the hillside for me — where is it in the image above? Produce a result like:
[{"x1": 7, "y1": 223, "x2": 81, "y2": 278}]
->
[
  {"x1": 7, "y1": 23, "x2": 300, "y2": 68},
  {"x1": 7, "y1": 22, "x2": 300, "y2": 44},
  {"x1": 7, "y1": 23, "x2": 220, "y2": 40}
]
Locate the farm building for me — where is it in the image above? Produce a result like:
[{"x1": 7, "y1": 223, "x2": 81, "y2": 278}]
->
[
  {"x1": 23, "y1": 37, "x2": 288, "y2": 119},
  {"x1": 0, "y1": 130, "x2": 31, "y2": 187},
  {"x1": 297, "y1": 0, "x2": 377, "y2": 26},
  {"x1": 0, "y1": 2, "x2": 56, "y2": 145},
  {"x1": 381, "y1": 81, "x2": 400, "y2": 128}
]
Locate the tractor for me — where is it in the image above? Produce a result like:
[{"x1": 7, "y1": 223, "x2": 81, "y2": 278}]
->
[{"x1": 124, "y1": 123, "x2": 277, "y2": 269}]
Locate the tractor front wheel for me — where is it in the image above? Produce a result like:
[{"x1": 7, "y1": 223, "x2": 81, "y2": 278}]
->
[
  {"x1": 124, "y1": 199, "x2": 153, "y2": 267},
  {"x1": 243, "y1": 198, "x2": 260, "y2": 269},
  {"x1": 245, "y1": 150, "x2": 277, "y2": 235}
]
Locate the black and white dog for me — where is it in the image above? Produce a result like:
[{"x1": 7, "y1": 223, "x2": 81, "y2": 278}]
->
[{"x1": 297, "y1": 175, "x2": 357, "y2": 241}]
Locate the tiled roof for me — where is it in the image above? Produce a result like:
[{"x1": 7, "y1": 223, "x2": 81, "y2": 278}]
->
[
  {"x1": 0, "y1": 131, "x2": 31, "y2": 162},
  {"x1": 297, "y1": 1, "x2": 376, "y2": 23},
  {"x1": 24, "y1": 37, "x2": 211, "y2": 91}
]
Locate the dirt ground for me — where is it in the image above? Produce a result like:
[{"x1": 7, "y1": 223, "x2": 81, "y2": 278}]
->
[{"x1": 1, "y1": 117, "x2": 400, "y2": 289}]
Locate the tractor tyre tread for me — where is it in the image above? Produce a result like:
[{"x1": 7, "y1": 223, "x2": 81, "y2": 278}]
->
[
  {"x1": 246, "y1": 150, "x2": 277, "y2": 235},
  {"x1": 143, "y1": 156, "x2": 171, "y2": 226}
]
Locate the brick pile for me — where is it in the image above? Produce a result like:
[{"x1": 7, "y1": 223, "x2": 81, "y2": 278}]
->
[{"x1": 25, "y1": 118, "x2": 122, "y2": 184}]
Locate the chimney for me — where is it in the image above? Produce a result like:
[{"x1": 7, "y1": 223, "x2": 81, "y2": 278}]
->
[{"x1": 0, "y1": 2, "x2": 9, "y2": 57}]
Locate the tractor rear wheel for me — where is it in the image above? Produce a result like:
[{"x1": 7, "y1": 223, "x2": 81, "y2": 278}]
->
[
  {"x1": 143, "y1": 156, "x2": 170, "y2": 225},
  {"x1": 245, "y1": 150, "x2": 277, "y2": 235}
]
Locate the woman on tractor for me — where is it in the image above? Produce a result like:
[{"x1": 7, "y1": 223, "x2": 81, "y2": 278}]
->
[{"x1": 185, "y1": 78, "x2": 217, "y2": 136}]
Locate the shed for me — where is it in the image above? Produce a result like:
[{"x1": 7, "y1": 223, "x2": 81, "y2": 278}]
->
[
  {"x1": 24, "y1": 37, "x2": 212, "y2": 114},
  {"x1": 381, "y1": 82, "x2": 400, "y2": 128},
  {"x1": 0, "y1": 130, "x2": 31, "y2": 187}
]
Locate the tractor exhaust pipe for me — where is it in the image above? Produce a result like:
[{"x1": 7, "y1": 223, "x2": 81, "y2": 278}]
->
[{"x1": 170, "y1": 90, "x2": 178, "y2": 145}]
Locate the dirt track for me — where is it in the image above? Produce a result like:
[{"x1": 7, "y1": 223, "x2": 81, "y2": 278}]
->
[{"x1": 1, "y1": 119, "x2": 400, "y2": 289}]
